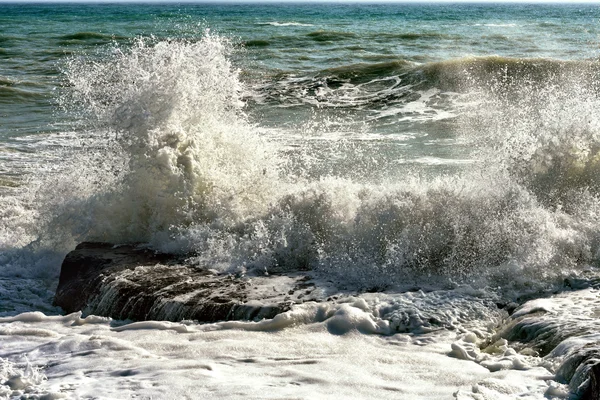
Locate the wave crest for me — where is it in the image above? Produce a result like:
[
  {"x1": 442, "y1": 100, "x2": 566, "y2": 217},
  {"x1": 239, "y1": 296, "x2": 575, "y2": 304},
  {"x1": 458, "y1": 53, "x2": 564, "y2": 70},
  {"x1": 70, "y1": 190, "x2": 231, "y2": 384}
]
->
[{"x1": 253, "y1": 56, "x2": 600, "y2": 111}]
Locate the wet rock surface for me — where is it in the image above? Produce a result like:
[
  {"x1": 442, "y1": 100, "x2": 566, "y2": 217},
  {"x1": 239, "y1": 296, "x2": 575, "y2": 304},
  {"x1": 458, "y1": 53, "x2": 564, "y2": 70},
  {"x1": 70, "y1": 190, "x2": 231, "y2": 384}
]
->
[
  {"x1": 53, "y1": 242, "x2": 338, "y2": 323},
  {"x1": 53, "y1": 243, "x2": 504, "y2": 335},
  {"x1": 488, "y1": 288, "x2": 600, "y2": 398}
]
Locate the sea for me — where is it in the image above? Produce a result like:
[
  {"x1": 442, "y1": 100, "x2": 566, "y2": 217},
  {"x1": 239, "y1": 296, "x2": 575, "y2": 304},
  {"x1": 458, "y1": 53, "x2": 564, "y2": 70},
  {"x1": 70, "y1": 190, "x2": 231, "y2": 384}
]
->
[{"x1": 2, "y1": 2, "x2": 600, "y2": 399}]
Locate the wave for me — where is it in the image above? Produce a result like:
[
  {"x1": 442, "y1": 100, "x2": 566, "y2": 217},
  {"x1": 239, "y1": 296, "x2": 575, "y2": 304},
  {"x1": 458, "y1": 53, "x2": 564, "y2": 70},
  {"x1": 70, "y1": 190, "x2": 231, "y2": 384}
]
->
[
  {"x1": 306, "y1": 30, "x2": 358, "y2": 42},
  {"x1": 3, "y1": 36, "x2": 600, "y2": 299},
  {"x1": 0, "y1": 86, "x2": 44, "y2": 101},
  {"x1": 319, "y1": 60, "x2": 414, "y2": 84},
  {"x1": 57, "y1": 32, "x2": 128, "y2": 45},
  {"x1": 258, "y1": 22, "x2": 313, "y2": 27},
  {"x1": 462, "y1": 70, "x2": 600, "y2": 211},
  {"x1": 0, "y1": 76, "x2": 48, "y2": 102},
  {"x1": 59, "y1": 32, "x2": 124, "y2": 41},
  {"x1": 249, "y1": 60, "x2": 417, "y2": 111},
  {"x1": 473, "y1": 23, "x2": 518, "y2": 27},
  {"x1": 54, "y1": 34, "x2": 280, "y2": 246},
  {"x1": 244, "y1": 39, "x2": 271, "y2": 47},
  {"x1": 0, "y1": 77, "x2": 14, "y2": 87},
  {"x1": 416, "y1": 56, "x2": 600, "y2": 91},
  {"x1": 378, "y1": 32, "x2": 459, "y2": 41},
  {"x1": 251, "y1": 56, "x2": 600, "y2": 113},
  {"x1": 0, "y1": 35, "x2": 23, "y2": 48}
]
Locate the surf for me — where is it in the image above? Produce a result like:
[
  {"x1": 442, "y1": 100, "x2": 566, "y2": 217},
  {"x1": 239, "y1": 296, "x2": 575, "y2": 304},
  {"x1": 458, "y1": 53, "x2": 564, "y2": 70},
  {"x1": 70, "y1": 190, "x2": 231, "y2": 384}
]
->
[{"x1": 0, "y1": 35, "x2": 587, "y2": 299}]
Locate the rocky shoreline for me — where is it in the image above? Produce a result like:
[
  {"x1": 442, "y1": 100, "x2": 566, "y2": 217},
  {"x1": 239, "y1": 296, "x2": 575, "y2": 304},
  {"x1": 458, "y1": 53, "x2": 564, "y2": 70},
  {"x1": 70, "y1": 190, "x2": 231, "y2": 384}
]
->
[
  {"x1": 53, "y1": 242, "x2": 600, "y2": 399},
  {"x1": 53, "y1": 242, "x2": 340, "y2": 323}
]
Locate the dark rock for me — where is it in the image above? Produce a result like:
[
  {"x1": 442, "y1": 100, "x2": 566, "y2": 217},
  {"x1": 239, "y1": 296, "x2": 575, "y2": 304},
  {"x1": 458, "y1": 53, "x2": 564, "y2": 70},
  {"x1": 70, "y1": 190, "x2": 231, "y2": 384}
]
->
[
  {"x1": 53, "y1": 243, "x2": 505, "y2": 335},
  {"x1": 583, "y1": 363, "x2": 600, "y2": 400},
  {"x1": 488, "y1": 289, "x2": 600, "y2": 398},
  {"x1": 556, "y1": 346, "x2": 600, "y2": 397},
  {"x1": 53, "y1": 242, "x2": 336, "y2": 323}
]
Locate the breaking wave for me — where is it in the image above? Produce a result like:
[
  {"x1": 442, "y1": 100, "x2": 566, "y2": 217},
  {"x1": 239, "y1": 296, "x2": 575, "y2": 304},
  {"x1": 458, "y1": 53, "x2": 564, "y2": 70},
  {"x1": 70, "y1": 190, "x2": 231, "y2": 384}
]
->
[
  {"x1": 252, "y1": 56, "x2": 600, "y2": 110},
  {"x1": 56, "y1": 34, "x2": 281, "y2": 246},
  {"x1": 6, "y1": 34, "x2": 600, "y2": 296},
  {"x1": 258, "y1": 22, "x2": 314, "y2": 27}
]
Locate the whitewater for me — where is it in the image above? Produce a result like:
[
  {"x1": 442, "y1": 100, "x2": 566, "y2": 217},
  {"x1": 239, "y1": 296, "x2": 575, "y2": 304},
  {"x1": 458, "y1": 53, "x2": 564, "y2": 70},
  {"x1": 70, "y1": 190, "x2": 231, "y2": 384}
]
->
[{"x1": 2, "y1": 3, "x2": 600, "y2": 399}]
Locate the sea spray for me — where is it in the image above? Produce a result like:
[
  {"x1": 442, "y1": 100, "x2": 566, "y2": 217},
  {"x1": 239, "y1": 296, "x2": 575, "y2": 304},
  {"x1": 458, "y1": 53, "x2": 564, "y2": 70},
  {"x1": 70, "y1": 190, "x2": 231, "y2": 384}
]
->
[
  {"x1": 462, "y1": 65, "x2": 600, "y2": 210},
  {"x1": 5, "y1": 34, "x2": 599, "y2": 296},
  {"x1": 216, "y1": 57, "x2": 600, "y2": 290},
  {"x1": 458, "y1": 63, "x2": 600, "y2": 275},
  {"x1": 56, "y1": 34, "x2": 282, "y2": 247}
]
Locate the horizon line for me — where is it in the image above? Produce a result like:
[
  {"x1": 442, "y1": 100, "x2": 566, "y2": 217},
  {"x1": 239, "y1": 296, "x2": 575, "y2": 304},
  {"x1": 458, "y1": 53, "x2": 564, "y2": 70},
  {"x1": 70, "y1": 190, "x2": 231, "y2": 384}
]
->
[{"x1": 2, "y1": 0, "x2": 600, "y2": 3}]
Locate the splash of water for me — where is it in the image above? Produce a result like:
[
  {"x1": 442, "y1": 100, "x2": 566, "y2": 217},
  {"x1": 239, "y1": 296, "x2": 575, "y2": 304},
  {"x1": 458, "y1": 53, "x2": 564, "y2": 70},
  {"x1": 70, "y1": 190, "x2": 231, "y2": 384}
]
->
[
  {"x1": 56, "y1": 34, "x2": 282, "y2": 247},
  {"x1": 5, "y1": 34, "x2": 600, "y2": 296}
]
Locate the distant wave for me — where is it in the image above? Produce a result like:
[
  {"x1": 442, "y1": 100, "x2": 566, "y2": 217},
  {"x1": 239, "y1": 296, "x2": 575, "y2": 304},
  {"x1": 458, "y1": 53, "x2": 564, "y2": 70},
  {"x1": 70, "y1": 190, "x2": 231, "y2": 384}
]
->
[
  {"x1": 242, "y1": 30, "x2": 459, "y2": 52},
  {"x1": 60, "y1": 32, "x2": 113, "y2": 40},
  {"x1": 0, "y1": 76, "x2": 14, "y2": 87},
  {"x1": 306, "y1": 30, "x2": 358, "y2": 42},
  {"x1": 473, "y1": 23, "x2": 518, "y2": 27},
  {"x1": 58, "y1": 32, "x2": 128, "y2": 44},
  {"x1": 244, "y1": 39, "x2": 270, "y2": 47},
  {"x1": 0, "y1": 85, "x2": 44, "y2": 101},
  {"x1": 378, "y1": 32, "x2": 459, "y2": 41},
  {"x1": 258, "y1": 22, "x2": 313, "y2": 27},
  {"x1": 0, "y1": 34, "x2": 23, "y2": 47}
]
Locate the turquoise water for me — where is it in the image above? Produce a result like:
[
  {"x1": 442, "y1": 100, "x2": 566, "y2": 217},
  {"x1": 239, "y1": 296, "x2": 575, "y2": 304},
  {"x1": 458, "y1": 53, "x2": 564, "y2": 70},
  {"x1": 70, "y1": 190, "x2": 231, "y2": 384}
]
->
[
  {"x1": 2, "y1": 2, "x2": 600, "y2": 184},
  {"x1": 2, "y1": 2, "x2": 600, "y2": 139}
]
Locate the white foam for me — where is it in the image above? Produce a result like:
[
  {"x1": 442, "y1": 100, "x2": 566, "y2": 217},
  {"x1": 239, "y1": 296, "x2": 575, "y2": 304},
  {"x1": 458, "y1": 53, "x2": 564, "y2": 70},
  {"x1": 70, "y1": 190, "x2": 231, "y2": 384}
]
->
[
  {"x1": 2, "y1": 291, "x2": 579, "y2": 400},
  {"x1": 259, "y1": 21, "x2": 314, "y2": 27},
  {"x1": 0, "y1": 306, "x2": 508, "y2": 399},
  {"x1": 112, "y1": 320, "x2": 190, "y2": 333}
]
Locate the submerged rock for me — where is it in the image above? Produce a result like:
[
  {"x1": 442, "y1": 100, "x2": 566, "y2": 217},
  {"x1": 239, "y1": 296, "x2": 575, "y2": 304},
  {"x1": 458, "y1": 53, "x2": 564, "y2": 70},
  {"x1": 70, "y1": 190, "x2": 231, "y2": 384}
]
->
[{"x1": 53, "y1": 242, "x2": 335, "y2": 323}]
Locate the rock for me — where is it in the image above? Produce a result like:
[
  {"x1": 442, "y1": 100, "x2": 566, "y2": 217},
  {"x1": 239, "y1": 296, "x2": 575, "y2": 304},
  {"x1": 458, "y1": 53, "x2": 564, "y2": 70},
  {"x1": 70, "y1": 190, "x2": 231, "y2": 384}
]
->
[
  {"x1": 489, "y1": 290, "x2": 600, "y2": 357},
  {"x1": 487, "y1": 288, "x2": 600, "y2": 398},
  {"x1": 583, "y1": 363, "x2": 600, "y2": 400},
  {"x1": 557, "y1": 345, "x2": 600, "y2": 398},
  {"x1": 53, "y1": 242, "x2": 337, "y2": 323}
]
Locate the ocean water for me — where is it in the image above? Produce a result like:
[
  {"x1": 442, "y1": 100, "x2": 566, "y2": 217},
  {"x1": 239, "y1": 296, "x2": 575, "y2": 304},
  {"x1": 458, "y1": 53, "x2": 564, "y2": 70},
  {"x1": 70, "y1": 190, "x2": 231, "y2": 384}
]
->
[{"x1": 2, "y1": 2, "x2": 600, "y2": 399}]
